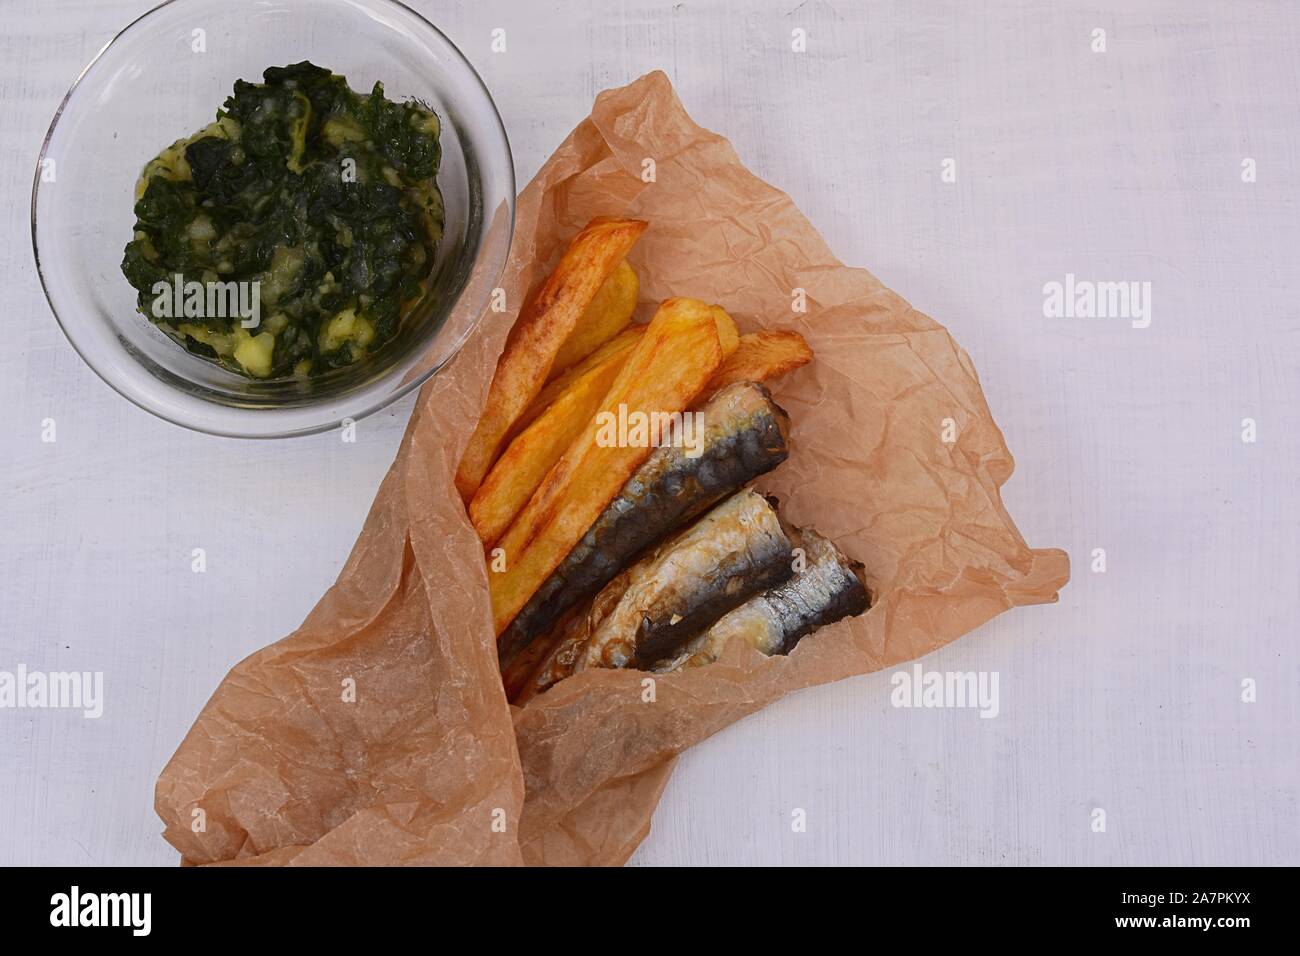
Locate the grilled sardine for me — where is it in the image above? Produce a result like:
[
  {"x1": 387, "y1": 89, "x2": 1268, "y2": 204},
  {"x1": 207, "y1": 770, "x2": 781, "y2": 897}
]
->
[
  {"x1": 581, "y1": 489, "x2": 794, "y2": 669},
  {"x1": 655, "y1": 527, "x2": 869, "y2": 671},
  {"x1": 513, "y1": 489, "x2": 794, "y2": 700},
  {"x1": 497, "y1": 381, "x2": 790, "y2": 671}
]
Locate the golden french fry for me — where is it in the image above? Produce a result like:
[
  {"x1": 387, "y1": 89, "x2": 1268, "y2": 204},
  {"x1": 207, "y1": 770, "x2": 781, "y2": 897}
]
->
[
  {"x1": 710, "y1": 305, "x2": 740, "y2": 358},
  {"x1": 702, "y1": 329, "x2": 812, "y2": 397},
  {"x1": 469, "y1": 334, "x2": 640, "y2": 546},
  {"x1": 509, "y1": 325, "x2": 646, "y2": 440},
  {"x1": 455, "y1": 217, "x2": 648, "y2": 502},
  {"x1": 490, "y1": 298, "x2": 733, "y2": 634},
  {"x1": 547, "y1": 259, "x2": 639, "y2": 379}
]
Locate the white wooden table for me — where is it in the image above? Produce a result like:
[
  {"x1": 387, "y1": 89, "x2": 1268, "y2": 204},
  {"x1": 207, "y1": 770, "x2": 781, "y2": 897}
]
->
[{"x1": 1, "y1": 0, "x2": 1296, "y2": 866}]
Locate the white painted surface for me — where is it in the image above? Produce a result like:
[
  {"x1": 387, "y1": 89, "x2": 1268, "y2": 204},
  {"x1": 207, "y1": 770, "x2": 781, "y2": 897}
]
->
[{"x1": 1, "y1": 0, "x2": 1296, "y2": 866}]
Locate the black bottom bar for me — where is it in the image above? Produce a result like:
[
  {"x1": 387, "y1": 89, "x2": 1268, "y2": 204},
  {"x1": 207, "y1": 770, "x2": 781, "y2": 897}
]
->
[{"x1": 0, "y1": 865, "x2": 1281, "y2": 941}]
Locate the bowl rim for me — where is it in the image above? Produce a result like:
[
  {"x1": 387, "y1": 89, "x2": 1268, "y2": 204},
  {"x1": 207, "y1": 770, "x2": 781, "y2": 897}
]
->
[{"x1": 30, "y1": 0, "x2": 516, "y2": 440}]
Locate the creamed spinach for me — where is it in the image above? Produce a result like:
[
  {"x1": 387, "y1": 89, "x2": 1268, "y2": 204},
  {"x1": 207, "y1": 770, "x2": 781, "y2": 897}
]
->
[{"x1": 121, "y1": 62, "x2": 444, "y2": 379}]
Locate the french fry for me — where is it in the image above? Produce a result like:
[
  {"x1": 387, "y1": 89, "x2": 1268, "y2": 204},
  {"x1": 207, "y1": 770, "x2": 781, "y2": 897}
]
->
[
  {"x1": 710, "y1": 305, "x2": 740, "y2": 357},
  {"x1": 490, "y1": 298, "x2": 739, "y2": 634},
  {"x1": 455, "y1": 217, "x2": 648, "y2": 502},
  {"x1": 547, "y1": 259, "x2": 639, "y2": 379},
  {"x1": 509, "y1": 325, "x2": 646, "y2": 439},
  {"x1": 469, "y1": 331, "x2": 641, "y2": 546},
  {"x1": 702, "y1": 329, "x2": 813, "y2": 397}
]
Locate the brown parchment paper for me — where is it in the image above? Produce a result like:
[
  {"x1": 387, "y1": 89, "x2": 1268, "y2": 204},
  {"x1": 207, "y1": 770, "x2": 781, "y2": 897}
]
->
[{"x1": 155, "y1": 71, "x2": 1069, "y2": 867}]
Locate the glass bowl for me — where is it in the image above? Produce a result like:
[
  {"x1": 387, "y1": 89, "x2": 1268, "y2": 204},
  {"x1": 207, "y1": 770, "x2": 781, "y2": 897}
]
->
[{"x1": 32, "y1": 0, "x2": 514, "y2": 438}]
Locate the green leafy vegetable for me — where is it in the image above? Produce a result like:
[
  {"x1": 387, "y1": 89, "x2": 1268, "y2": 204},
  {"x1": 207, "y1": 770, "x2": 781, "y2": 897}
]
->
[{"x1": 121, "y1": 61, "x2": 444, "y2": 379}]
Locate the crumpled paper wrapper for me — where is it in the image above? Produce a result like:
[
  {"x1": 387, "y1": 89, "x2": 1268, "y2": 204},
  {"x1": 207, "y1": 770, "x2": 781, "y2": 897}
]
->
[{"x1": 155, "y1": 71, "x2": 1069, "y2": 866}]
